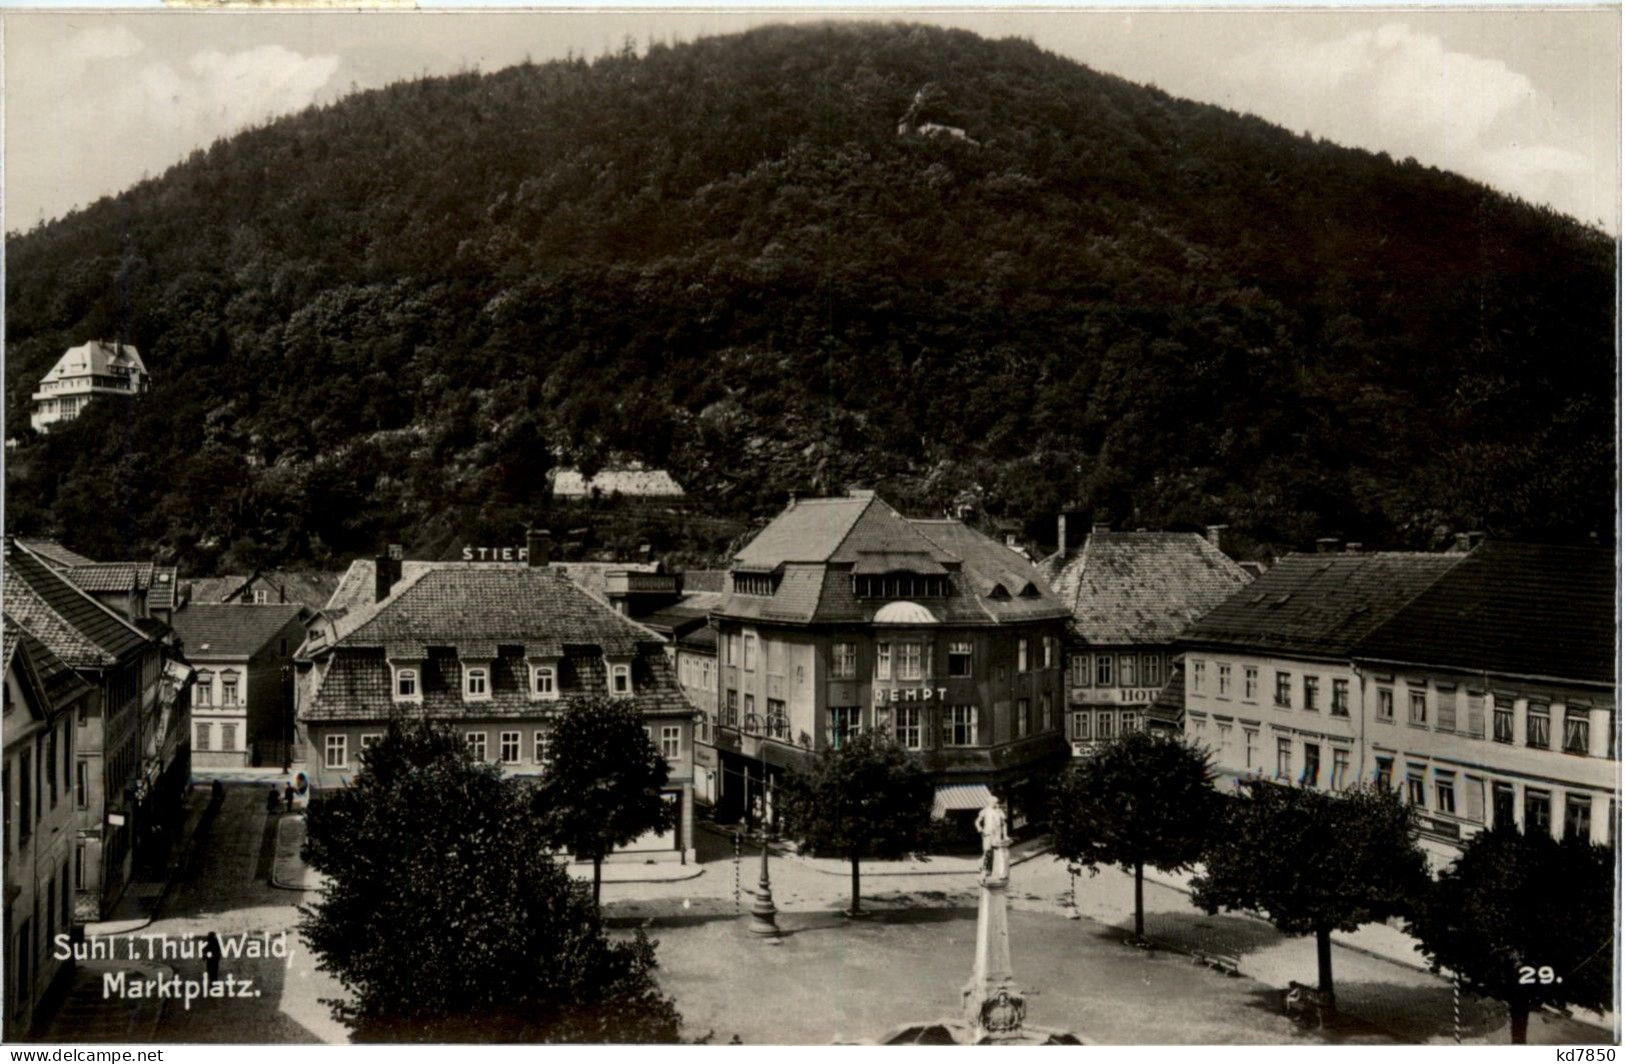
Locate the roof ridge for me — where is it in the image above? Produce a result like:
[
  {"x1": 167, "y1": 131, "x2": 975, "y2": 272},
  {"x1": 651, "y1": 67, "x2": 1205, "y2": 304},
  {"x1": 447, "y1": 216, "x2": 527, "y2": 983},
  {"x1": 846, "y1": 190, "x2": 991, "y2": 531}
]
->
[{"x1": 13, "y1": 544, "x2": 153, "y2": 648}]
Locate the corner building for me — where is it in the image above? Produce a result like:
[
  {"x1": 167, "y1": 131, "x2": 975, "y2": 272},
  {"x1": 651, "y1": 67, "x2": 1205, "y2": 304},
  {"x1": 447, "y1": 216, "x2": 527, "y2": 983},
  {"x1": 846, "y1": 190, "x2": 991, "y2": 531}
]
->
[{"x1": 709, "y1": 493, "x2": 1071, "y2": 836}]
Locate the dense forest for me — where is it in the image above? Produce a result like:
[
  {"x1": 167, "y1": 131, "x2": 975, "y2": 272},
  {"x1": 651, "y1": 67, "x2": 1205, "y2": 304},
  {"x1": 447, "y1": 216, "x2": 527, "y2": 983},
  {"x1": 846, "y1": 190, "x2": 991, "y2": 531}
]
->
[{"x1": 5, "y1": 23, "x2": 1616, "y2": 572}]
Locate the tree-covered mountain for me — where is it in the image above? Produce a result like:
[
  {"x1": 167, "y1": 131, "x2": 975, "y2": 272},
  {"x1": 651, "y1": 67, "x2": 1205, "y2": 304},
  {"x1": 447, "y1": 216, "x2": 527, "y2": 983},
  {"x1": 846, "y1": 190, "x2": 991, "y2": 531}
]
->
[{"x1": 5, "y1": 22, "x2": 1615, "y2": 571}]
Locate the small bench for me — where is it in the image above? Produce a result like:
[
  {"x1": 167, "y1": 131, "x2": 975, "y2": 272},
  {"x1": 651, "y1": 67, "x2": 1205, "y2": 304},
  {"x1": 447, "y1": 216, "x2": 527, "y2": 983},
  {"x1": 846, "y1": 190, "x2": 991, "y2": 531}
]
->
[
  {"x1": 1284, "y1": 981, "x2": 1335, "y2": 1027},
  {"x1": 1191, "y1": 950, "x2": 1241, "y2": 976}
]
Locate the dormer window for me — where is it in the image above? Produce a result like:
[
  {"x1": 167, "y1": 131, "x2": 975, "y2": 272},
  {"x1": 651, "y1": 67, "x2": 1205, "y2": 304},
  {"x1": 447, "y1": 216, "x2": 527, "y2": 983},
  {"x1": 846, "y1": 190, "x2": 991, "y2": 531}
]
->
[
  {"x1": 853, "y1": 574, "x2": 949, "y2": 598},
  {"x1": 464, "y1": 665, "x2": 490, "y2": 700},
  {"x1": 608, "y1": 661, "x2": 633, "y2": 698},
  {"x1": 394, "y1": 667, "x2": 419, "y2": 701},
  {"x1": 733, "y1": 572, "x2": 778, "y2": 596},
  {"x1": 530, "y1": 663, "x2": 558, "y2": 700}
]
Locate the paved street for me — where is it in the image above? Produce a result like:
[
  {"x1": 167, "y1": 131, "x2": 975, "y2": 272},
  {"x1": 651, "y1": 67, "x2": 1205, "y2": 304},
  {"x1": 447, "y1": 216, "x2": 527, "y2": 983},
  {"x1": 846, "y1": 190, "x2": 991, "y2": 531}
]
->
[
  {"x1": 32, "y1": 792, "x2": 1614, "y2": 1045},
  {"x1": 38, "y1": 783, "x2": 346, "y2": 1044}
]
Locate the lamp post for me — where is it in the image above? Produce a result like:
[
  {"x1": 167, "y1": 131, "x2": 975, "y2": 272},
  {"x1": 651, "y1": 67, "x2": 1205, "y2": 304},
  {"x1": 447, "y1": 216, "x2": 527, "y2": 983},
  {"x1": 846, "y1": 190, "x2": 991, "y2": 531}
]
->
[{"x1": 745, "y1": 708, "x2": 781, "y2": 938}]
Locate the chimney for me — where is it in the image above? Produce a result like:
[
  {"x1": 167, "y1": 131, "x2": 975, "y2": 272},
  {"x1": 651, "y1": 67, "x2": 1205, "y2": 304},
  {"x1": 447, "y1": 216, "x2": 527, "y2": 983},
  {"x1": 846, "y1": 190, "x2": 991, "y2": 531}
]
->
[
  {"x1": 1315, "y1": 537, "x2": 1340, "y2": 554},
  {"x1": 1205, "y1": 524, "x2": 1228, "y2": 552},
  {"x1": 373, "y1": 546, "x2": 403, "y2": 603},
  {"x1": 1057, "y1": 513, "x2": 1068, "y2": 556},
  {"x1": 526, "y1": 528, "x2": 552, "y2": 567}
]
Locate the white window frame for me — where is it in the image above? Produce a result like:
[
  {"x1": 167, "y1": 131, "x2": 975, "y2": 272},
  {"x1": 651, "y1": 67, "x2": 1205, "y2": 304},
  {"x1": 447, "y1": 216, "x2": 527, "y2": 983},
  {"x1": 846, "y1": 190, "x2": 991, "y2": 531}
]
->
[
  {"x1": 897, "y1": 643, "x2": 923, "y2": 682},
  {"x1": 609, "y1": 662, "x2": 633, "y2": 698},
  {"x1": 464, "y1": 665, "x2": 490, "y2": 700},
  {"x1": 221, "y1": 671, "x2": 241, "y2": 707},
  {"x1": 465, "y1": 731, "x2": 488, "y2": 761},
  {"x1": 360, "y1": 733, "x2": 383, "y2": 750},
  {"x1": 393, "y1": 666, "x2": 420, "y2": 702},
  {"x1": 530, "y1": 663, "x2": 558, "y2": 700},
  {"x1": 894, "y1": 705, "x2": 922, "y2": 749},
  {"x1": 534, "y1": 728, "x2": 552, "y2": 766},
  {"x1": 949, "y1": 641, "x2": 973, "y2": 678},
  {"x1": 875, "y1": 642, "x2": 893, "y2": 681},
  {"x1": 1216, "y1": 663, "x2": 1231, "y2": 697},
  {"x1": 324, "y1": 734, "x2": 348, "y2": 769},
  {"x1": 1243, "y1": 666, "x2": 1258, "y2": 702},
  {"x1": 499, "y1": 731, "x2": 522, "y2": 765},
  {"x1": 1192, "y1": 660, "x2": 1206, "y2": 692},
  {"x1": 660, "y1": 725, "x2": 681, "y2": 760},
  {"x1": 194, "y1": 671, "x2": 214, "y2": 708},
  {"x1": 1017, "y1": 639, "x2": 1029, "y2": 673},
  {"x1": 832, "y1": 641, "x2": 858, "y2": 680}
]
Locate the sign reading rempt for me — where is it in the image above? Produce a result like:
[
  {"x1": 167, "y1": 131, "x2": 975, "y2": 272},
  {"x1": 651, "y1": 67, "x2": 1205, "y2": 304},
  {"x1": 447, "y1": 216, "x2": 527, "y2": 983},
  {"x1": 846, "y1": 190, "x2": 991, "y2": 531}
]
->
[{"x1": 872, "y1": 686, "x2": 950, "y2": 708}]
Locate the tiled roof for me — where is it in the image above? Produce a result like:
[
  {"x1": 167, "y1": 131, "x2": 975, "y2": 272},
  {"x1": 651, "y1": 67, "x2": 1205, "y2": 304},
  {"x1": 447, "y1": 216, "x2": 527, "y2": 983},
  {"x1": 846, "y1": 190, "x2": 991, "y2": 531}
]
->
[
  {"x1": 64, "y1": 562, "x2": 155, "y2": 593},
  {"x1": 302, "y1": 566, "x2": 691, "y2": 724},
  {"x1": 5, "y1": 619, "x2": 95, "y2": 713},
  {"x1": 333, "y1": 565, "x2": 663, "y2": 656},
  {"x1": 171, "y1": 604, "x2": 306, "y2": 660},
  {"x1": 13, "y1": 538, "x2": 96, "y2": 568},
  {"x1": 4, "y1": 548, "x2": 150, "y2": 668},
  {"x1": 148, "y1": 568, "x2": 179, "y2": 610},
  {"x1": 1182, "y1": 552, "x2": 1465, "y2": 659},
  {"x1": 1037, "y1": 532, "x2": 1253, "y2": 646},
  {"x1": 37, "y1": 340, "x2": 146, "y2": 384},
  {"x1": 325, "y1": 560, "x2": 444, "y2": 614},
  {"x1": 1354, "y1": 541, "x2": 1615, "y2": 684},
  {"x1": 1149, "y1": 664, "x2": 1186, "y2": 726},
  {"x1": 720, "y1": 496, "x2": 1069, "y2": 626},
  {"x1": 301, "y1": 645, "x2": 692, "y2": 723},
  {"x1": 637, "y1": 592, "x2": 722, "y2": 638},
  {"x1": 189, "y1": 571, "x2": 344, "y2": 612}
]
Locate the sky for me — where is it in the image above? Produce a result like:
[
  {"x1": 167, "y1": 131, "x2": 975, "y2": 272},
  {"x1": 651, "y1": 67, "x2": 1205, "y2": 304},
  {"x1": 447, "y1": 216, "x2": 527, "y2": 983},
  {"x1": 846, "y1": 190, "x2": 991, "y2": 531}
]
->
[{"x1": 2, "y1": 8, "x2": 1619, "y2": 233}]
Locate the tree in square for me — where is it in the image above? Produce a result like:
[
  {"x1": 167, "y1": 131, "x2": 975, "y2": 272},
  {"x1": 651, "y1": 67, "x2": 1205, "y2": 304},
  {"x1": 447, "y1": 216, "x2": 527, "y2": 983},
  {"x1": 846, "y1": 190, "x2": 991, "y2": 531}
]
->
[
  {"x1": 1407, "y1": 825, "x2": 1614, "y2": 1044},
  {"x1": 778, "y1": 727, "x2": 935, "y2": 915},
  {"x1": 532, "y1": 695, "x2": 675, "y2": 908},
  {"x1": 1049, "y1": 730, "x2": 1220, "y2": 942},
  {"x1": 298, "y1": 721, "x2": 681, "y2": 1042},
  {"x1": 1192, "y1": 779, "x2": 1429, "y2": 1003}
]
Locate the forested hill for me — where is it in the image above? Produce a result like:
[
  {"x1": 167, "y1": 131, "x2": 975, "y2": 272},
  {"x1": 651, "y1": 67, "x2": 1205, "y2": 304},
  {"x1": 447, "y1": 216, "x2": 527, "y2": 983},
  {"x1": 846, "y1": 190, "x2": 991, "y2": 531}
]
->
[{"x1": 5, "y1": 22, "x2": 1615, "y2": 572}]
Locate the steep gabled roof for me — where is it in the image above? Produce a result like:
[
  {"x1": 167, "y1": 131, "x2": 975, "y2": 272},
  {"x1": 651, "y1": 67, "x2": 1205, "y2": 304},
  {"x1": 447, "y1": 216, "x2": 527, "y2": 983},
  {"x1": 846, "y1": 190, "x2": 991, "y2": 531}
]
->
[
  {"x1": 170, "y1": 604, "x2": 307, "y2": 660},
  {"x1": 5, "y1": 617, "x2": 96, "y2": 714},
  {"x1": 4, "y1": 548, "x2": 151, "y2": 668},
  {"x1": 720, "y1": 495, "x2": 1069, "y2": 625},
  {"x1": 1182, "y1": 551, "x2": 1465, "y2": 659},
  {"x1": 1038, "y1": 532, "x2": 1253, "y2": 646},
  {"x1": 13, "y1": 538, "x2": 96, "y2": 568},
  {"x1": 731, "y1": 496, "x2": 876, "y2": 567},
  {"x1": 332, "y1": 564, "x2": 663, "y2": 657},
  {"x1": 1354, "y1": 541, "x2": 1615, "y2": 685}
]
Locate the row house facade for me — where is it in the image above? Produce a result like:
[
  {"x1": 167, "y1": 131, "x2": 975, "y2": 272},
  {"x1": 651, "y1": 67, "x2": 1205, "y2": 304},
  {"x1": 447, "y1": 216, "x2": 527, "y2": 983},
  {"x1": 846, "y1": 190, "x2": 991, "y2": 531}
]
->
[
  {"x1": 5, "y1": 544, "x2": 189, "y2": 920},
  {"x1": 1037, "y1": 520, "x2": 1250, "y2": 756},
  {"x1": 171, "y1": 605, "x2": 308, "y2": 770},
  {"x1": 1352, "y1": 542, "x2": 1615, "y2": 866},
  {"x1": 296, "y1": 555, "x2": 699, "y2": 861},
  {"x1": 706, "y1": 493, "x2": 1071, "y2": 837},
  {"x1": 1181, "y1": 550, "x2": 1465, "y2": 795},
  {"x1": 4, "y1": 623, "x2": 93, "y2": 1040}
]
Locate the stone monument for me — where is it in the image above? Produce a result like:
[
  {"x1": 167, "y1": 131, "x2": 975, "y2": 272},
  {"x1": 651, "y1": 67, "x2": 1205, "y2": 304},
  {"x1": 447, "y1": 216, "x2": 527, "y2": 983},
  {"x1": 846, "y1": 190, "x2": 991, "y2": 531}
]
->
[{"x1": 873, "y1": 796, "x2": 1081, "y2": 1045}]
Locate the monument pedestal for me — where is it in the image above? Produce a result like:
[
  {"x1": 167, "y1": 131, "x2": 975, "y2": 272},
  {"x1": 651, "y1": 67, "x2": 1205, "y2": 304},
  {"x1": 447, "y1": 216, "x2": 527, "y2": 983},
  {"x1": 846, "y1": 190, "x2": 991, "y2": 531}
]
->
[{"x1": 870, "y1": 803, "x2": 1081, "y2": 1046}]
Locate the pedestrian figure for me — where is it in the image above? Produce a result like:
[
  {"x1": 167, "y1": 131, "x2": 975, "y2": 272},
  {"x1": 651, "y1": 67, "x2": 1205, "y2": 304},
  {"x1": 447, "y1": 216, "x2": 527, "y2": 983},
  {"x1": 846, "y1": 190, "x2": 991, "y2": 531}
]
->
[
  {"x1": 210, "y1": 778, "x2": 224, "y2": 805},
  {"x1": 203, "y1": 931, "x2": 222, "y2": 984},
  {"x1": 266, "y1": 786, "x2": 281, "y2": 814},
  {"x1": 283, "y1": 781, "x2": 295, "y2": 813}
]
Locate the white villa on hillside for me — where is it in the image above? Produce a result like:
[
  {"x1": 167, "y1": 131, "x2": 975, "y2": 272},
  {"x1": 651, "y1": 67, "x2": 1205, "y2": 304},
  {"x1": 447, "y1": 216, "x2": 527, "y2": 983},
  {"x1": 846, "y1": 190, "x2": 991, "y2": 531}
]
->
[{"x1": 29, "y1": 341, "x2": 150, "y2": 432}]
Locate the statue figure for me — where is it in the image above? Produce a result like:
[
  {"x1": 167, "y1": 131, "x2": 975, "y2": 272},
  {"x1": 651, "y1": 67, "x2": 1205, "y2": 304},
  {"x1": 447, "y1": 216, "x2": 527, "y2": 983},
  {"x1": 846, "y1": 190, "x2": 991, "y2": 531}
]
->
[{"x1": 975, "y1": 797, "x2": 1009, "y2": 881}]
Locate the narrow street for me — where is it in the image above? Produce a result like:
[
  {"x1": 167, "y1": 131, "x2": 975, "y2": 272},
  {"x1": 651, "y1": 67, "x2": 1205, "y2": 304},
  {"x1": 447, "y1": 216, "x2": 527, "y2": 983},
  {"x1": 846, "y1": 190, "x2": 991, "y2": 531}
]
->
[{"x1": 36, "y1": 784, "x2": 347, "y2": 1044}]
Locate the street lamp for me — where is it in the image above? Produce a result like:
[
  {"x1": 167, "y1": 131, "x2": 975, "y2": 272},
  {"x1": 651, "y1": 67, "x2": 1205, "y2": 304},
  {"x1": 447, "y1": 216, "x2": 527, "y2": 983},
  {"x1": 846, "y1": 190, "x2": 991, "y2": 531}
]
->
[{"x1": 744, "y1": 707, "x2": 782, "y2": 938}]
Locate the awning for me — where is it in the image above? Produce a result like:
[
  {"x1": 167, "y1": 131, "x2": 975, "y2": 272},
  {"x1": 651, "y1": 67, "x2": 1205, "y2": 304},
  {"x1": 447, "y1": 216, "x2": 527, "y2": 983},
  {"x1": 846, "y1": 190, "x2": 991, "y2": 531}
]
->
[{"x1": 932, "y1": 783, "x2": 994, "y2": 820}]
